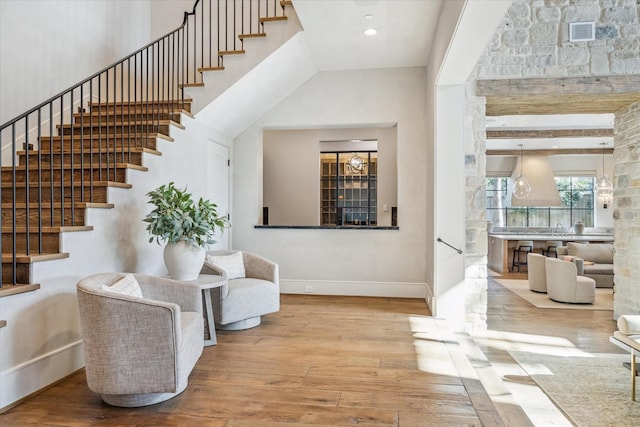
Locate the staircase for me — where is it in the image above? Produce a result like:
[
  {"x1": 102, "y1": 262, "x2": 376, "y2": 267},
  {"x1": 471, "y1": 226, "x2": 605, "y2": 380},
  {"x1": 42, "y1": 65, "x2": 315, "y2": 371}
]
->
[{"x1": 0, "y1": 0, "x2": 294, "y2": 296}]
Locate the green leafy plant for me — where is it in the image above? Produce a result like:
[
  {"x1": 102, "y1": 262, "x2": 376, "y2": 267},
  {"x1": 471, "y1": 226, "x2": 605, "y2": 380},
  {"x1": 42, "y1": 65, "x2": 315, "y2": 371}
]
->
[{"x1": 143, "y1": 182, "x2": 228, "y2": 247}]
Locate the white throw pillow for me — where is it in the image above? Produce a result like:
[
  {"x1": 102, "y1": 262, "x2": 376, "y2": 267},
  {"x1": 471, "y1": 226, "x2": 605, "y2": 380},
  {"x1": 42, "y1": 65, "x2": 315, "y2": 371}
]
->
[
  {"x1": 102, "y1": 274, "x2": 143, "y2": 298},
  {"x1": 205, "y1": 251, "x2": 246, "y2": 279},
  {"x1": 618, "y1": 315, "x2": 640, "y2": 335}
]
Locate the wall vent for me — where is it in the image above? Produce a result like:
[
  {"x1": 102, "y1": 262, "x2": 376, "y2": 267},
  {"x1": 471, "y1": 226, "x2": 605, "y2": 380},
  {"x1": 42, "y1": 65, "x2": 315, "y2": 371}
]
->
[{"x1": 569, "y1": 22, "x2": 595, "y2": 42}]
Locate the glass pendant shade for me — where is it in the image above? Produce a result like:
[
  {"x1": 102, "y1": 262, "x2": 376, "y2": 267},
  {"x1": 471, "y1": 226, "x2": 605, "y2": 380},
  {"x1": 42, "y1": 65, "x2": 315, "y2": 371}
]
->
[
  {"x1": 596, "y1": 173, "x2": 613, "y2": 197},
  {"x1": 596, "y1": 142, "x2": 614, "y2": 197},
  {"x1": 512, "y1": 144, "x2": 531, "y2": 199},
  {"x1": 512, "y1": 174, "x2": 531, "y2": 199}
]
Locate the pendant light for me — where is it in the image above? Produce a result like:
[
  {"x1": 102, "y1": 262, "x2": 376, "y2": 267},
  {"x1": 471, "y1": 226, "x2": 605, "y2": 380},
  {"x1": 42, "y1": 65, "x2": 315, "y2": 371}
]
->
[
  {"x1": 512, "y1": 144, "x2": 531, "y2": 199},
  {"x1": 596, "y1": 142, "x2": 613, "y2": 201}
]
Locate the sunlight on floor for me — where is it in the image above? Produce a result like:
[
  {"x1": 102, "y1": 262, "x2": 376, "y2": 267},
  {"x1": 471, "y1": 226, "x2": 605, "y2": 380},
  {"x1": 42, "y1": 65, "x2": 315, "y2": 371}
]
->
[{"x1": 473, "y1": 329, "x2": 595, "y2": 358}]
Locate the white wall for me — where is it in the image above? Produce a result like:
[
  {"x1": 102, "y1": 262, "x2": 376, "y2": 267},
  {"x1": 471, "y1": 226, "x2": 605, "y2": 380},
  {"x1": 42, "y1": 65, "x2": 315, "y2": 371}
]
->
[
  {"x1": 233, "y1": 68, "x2": 427, "y2": 297},
  {"x1": 0, "y1": 0, "x2": 155, "y2": 125},
  {"x1": 263, "y1": 127, "x2": 398, "y2": 227}
]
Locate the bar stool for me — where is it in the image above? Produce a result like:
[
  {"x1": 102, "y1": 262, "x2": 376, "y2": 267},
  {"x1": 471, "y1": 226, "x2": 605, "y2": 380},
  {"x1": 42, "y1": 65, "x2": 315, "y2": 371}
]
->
[
  {"x1": 512, "y1": 240, "x2": 533, "y2": 272},
  {"x1": 542, "y1": 240, "x2": 562, "y2": 258}
]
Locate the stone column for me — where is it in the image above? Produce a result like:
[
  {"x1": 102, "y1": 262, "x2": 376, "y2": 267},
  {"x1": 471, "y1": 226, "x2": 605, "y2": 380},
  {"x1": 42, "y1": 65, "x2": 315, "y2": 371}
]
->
[
  {"x1": 464, "y1": 79, "x2": 488, "y2": 333},
  {"x1": 613, "y1": 100, "x2": 640, "y2": 317}
]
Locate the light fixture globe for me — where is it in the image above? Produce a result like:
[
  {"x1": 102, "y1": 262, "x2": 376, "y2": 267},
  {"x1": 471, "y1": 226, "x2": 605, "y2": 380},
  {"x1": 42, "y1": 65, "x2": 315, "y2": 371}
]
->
[
  {"x1": 512, "y1": 174, "x2": 531, "y2": 199},
  {"x1": 347, "y1": 154, "x2": 365, "y2": 173},
  {"x1": 596, "y1": 142, "x2": 614, "y2": 197},
  {"x1": 512, "y1": 144, "x2": 531, "y2": 199}
]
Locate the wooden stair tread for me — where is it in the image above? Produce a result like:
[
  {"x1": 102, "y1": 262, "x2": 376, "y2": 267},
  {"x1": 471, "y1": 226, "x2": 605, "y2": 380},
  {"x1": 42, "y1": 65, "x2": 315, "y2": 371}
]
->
[
  {"x1": 2, "y1": 253, "x2": 69, "y2": 263},
  {"x1": 281, "y1": 0, "x2": 293, "y2": 6},
  {"x1": 1, "y1": 181, "x2": 133, "y2": 189},
  {"x1": 73, "y1": 109, "x2": 188, "y2": 118},
  {"x1": 3, "y1": 163, "x2": 148, "y2": 171},
  {"x1": 41, "y1": 132, "x2": 165, "y2": 140},
  {"x1": 219, "y1": 50, "x2": 246, "y2": 55},
  {"x1": 19, "y1": 147, "x2": 162, "y2": 156},
  {"x1": 2, "y1": 226, "x2": 93, "y2": 233},
  {"x1": 0, "y1": 284, "x2": 41, "y2": 297},
  {"x1": 259, "y1": 16, "x2": 287, "y2": 22},
  {"x1": 57, "y1": 119, "x2": 183, "y2": 128},
  {"x1": 180, "y1": 83, "x2": 205, "y2": 88},
  {"x1": 239, "y1": 33, "x2": 266, "y2": 40},
  {"x1": 89, "y1": 99, "x2": 192, "y2": 107},
  {"x1": 1, "y1": 202, "x2": 114, "y2": 209},
  {"x1": 198, "y1": 66, "x2": 225, "y2": 72}
]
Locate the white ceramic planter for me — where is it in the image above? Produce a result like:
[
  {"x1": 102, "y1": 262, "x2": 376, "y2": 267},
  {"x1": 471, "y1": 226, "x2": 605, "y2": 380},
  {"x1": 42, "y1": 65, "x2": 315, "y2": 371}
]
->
[{"x1": 163, "y1": 241, "x2": 205, "y2": 281}]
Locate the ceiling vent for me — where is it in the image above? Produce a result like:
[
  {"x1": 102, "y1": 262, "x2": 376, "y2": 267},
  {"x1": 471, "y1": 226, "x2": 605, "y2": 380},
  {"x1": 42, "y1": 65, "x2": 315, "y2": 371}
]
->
[{"x1": 569, "y1": 22, "x2": 595, "y2": 42}]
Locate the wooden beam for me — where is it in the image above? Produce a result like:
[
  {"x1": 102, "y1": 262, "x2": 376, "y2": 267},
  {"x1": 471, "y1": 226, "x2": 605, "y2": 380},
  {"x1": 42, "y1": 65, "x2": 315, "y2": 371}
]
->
[
  {"x1": 486, "y1": 128, "x2": 614, "y2": 139},
  {"x1": 487, "y1": 148, "x2": 614, "y2": 156},
  {"x1": 477, "y1": 76, "x2": 640, "y2": 116}
]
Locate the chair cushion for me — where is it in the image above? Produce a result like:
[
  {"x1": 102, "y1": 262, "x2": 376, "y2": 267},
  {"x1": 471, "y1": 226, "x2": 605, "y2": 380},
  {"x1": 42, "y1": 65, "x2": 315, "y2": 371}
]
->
[
  {"x1": 205, "y1": 251, "x2": 246, "y2": 279},
  {"x1": 101, "y1": 274, "x2": 143, "y2": 298},
  {"x1": 583, "y1": 263, "x2": 613, "y2": 275}
]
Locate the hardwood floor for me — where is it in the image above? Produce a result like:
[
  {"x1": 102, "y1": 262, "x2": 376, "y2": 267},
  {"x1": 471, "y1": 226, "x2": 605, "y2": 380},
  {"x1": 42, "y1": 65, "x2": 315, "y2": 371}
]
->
[
  {"x1": 0, "y1": 295, "x2": 502, "y2": 426},
  {"x1": 1, "y1": 280, "x2": 623, "y2": 426}
]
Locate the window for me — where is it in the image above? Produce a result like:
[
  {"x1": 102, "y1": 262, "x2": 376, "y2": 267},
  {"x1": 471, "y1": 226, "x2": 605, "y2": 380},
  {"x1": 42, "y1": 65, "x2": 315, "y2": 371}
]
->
[
  {"x1": 320, "y1": 151, "x2": 377, "y2": 226},
  {"x1": 486, "y1": 176, "x2": 594, "y2": 228}
]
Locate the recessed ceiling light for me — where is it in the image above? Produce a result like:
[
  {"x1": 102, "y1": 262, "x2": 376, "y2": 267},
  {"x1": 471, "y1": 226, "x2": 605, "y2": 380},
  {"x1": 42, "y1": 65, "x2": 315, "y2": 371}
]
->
[
  {"x1": 363, "y1": 28, "x2": 378, "y2": 36},
  {"x1": 364, "y1": 14, "x2": 373, "y2": 20}
]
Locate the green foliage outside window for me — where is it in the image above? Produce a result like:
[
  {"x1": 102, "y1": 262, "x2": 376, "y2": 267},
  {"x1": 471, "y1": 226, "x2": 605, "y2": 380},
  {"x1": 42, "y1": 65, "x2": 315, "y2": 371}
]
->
[{"x1": 486, "y1": 177, "x2": 594, "y2": 228}]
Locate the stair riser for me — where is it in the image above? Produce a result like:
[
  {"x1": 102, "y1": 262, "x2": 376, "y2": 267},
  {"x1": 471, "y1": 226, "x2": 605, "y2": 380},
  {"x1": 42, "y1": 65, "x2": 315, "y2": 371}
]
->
[
  {"x1": 1, "y1": 233, "x2": 60, "y2": 253},
  {"x1": 2, "y1": 186, "x2": 109, "y2": 204},
  {"x1": 75, "y1": 112, "x2": 181, "y2": 125},
  {"x1": 3, "y1": 168, "x2": 128, "y2": 184},
  {"x1": 2, "y1": 208, "x2": 86, "y2": 227},
  {"x1": 39, "y1": 137, "x2": 159, "y2": 152},
  {"x1": 1, "y1": 263, "x2": 30, "y2": 285},
  {"x1": 57, "y1": 124, "x2": 170, "y2": 136},
  {"x1": 19, "y1": 152, "x2": 143, "y2": 167},
  {"x1": 91, "y1": 102, "x2": 191, "y2": 114}
]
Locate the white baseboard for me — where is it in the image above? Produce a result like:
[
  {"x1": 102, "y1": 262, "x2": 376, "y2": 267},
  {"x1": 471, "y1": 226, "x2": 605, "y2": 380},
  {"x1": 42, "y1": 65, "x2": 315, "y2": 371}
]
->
[
  {"x1": 280, "y1": 279, "x2": 427, "y2": 298},
  {"x1": 0, "y1": 340, "x2": 85, "y2": 410}
]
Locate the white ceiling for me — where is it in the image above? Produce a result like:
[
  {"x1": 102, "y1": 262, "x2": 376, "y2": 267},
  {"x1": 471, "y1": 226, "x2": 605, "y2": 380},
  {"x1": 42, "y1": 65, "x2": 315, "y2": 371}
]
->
[
  {"x1": 292, "y1": 0, "x2": 609, "y2": 152},
  {"x1": 292, "y1": 0, "x2": 443, "y2": 71}
]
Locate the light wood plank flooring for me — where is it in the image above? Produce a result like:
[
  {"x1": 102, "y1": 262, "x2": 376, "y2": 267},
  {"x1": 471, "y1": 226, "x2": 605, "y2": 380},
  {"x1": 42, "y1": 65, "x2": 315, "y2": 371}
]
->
[
  {"x1": 0, "y1": 295, "x2": 503, "y2": 426},
  {"x1": 2, "y1": 278, "x2": 623, "y2": 426}
]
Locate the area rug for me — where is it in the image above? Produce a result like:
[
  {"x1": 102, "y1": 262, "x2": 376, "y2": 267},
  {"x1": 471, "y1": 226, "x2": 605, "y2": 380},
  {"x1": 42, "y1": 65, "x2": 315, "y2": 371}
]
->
[
  {"x1": 495, "y1": 279, "x2": 613, "y2": 310},
  {"x1": 510, "y1": 350, "x2": 640, "y2": 426}
]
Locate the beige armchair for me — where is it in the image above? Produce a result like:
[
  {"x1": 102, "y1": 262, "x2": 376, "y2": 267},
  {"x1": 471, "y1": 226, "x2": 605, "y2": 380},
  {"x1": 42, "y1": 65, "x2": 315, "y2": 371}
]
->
[
  {"x1": 527, "y1": 253, "x2": 547, "y2": 293},
  {"x1": 202, "y1": 250, "x2": 279, "y2": 330},
  {"x1": 545, "y1": 257, "x2": 596, "y2": 304},
  {"x1": 76, "y1": 273, "x2": 204, "y2": 407}
]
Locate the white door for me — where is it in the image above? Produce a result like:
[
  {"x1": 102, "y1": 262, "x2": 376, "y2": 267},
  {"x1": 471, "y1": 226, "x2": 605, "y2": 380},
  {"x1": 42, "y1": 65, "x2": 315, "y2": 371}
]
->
[{"x1": 207, "y1": 140, "x2": 230, "y2": 250}]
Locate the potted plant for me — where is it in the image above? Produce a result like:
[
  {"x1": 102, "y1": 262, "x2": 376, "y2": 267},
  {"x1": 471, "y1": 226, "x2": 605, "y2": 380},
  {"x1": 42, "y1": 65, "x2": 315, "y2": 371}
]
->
[{"x1": 143, "y1": 182, "x2": 228, "y2": 280}]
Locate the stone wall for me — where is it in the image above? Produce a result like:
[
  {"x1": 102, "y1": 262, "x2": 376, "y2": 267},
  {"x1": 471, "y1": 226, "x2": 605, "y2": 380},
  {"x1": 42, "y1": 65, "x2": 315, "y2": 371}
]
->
[
  {"x1": 476, "y1": 0, "x2": 640, "y2": 79},
  {"x1": 464, "y1": 80, "x2": 489, "y2": 332},
  {"x1": 613, "y1": 100, "x2": 640, "y2": 317}
]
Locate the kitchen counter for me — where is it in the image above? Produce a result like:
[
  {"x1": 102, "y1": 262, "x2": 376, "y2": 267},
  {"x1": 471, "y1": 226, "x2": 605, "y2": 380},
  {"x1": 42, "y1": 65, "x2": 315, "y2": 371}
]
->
[{"x1": 487, "y1": 233, "x2": 613, "y2": 274}]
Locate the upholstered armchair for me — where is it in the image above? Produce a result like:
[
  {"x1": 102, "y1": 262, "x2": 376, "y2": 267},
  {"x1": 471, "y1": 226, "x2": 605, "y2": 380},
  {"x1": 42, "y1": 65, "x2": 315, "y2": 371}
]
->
[
  {"x1": 527, "y1": 253, "x2": 547, "y2": 293},
  {"x1": 545, "y1": 257, "x2": 596, "y2": 304},
  {"x1": 76, "y1": 273, "x2": 204, "y2": 407},
  {"x1": 201, "y1": 250, "x2": 280, "y2": 330}
]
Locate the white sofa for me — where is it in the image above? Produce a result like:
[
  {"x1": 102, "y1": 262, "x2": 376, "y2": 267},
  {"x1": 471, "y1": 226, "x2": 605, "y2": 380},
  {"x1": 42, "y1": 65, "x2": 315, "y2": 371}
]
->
[{"x1": 557, "y1": 242, "x2": 614, "y2": 288}]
